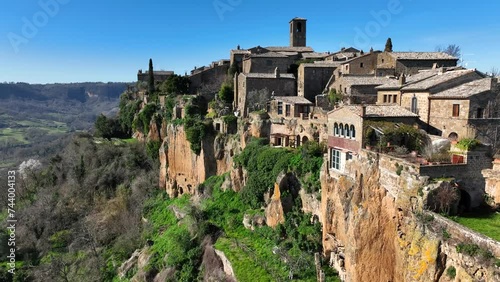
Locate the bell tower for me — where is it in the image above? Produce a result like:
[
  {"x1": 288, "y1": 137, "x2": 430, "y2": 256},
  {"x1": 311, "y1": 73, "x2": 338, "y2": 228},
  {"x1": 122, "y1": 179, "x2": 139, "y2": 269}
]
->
[{"x1": 290, "y1": 17, "x2": 307, "y2": 47}]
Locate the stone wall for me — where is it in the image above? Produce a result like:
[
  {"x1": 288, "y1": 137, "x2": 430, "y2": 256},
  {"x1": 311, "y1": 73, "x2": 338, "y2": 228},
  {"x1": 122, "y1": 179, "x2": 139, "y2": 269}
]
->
[
  {"x1": 189, "y1": 64, "x2": 229, "y2": 94},
  {"x1": 298, "y1": 64, "x2": 336, "y2": 102},
  {"x1": 236, "y1": 74, "x2": 296, "y2": 117},
  {"x1": 243, "y1": 56, "x2": 294, "y2": 74},
  {"x1": 343, "y1": 52, "x2": 378, "y2": 75}
]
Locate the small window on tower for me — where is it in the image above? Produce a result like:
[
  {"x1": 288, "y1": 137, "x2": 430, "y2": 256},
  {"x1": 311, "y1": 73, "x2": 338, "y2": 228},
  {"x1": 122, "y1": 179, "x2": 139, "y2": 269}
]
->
[
  {"x1": 360, "y1": 63, "x2": 364, "y2": 68},
  {"x1": 477, "y1": 108, "x2": 484, "y2": 118},
  {"x1": 297, "y1": 22, "x2": 302, "y2": 32}
]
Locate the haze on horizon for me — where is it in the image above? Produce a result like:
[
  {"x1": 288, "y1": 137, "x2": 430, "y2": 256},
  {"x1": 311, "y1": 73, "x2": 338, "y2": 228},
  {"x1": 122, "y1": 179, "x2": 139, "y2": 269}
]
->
[{"x1": 1, "y1": 0, "x2": 499, "y2": 84}]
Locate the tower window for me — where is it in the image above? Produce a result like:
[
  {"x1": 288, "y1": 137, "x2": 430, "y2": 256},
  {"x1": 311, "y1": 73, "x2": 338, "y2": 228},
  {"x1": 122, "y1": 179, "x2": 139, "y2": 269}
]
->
[
  {"x1": 477, "y1": 108, "x2": 484, "y2": 118},
  {"x1": 360, "y1": 63, "x2": 364, "y2": 68},
  {"x1": 297, "y1": 22, "x2": 302, "y2": 32}
]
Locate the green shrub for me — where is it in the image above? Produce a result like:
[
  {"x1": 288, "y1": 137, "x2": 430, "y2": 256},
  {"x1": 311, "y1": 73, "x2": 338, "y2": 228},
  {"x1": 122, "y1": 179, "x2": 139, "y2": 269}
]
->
[
  {"x1": 146, "y1": 140, "x2": 162, "y2": 160},
  {"x1": 446, "y1": 266, "x2": 456, "y2": 278},
  {"x1": 218, "y1": 82, "x2": 234, "y2": 103},
  {"x1": 456, "y1": 243, "x2": 480, "y2": 256},
  {"x1": 455, "y1": 138, "x2": 480, "y2": 151},
  {"x1": 134, "y1": 103, "x2": 157, "y2": 134}
]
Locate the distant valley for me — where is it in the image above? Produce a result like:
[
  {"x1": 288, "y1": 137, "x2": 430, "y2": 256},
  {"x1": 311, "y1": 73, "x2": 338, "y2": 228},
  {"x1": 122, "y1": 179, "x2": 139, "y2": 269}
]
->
[{"x1": 0, "y1": 82, "x2": 130, "y2": 170}]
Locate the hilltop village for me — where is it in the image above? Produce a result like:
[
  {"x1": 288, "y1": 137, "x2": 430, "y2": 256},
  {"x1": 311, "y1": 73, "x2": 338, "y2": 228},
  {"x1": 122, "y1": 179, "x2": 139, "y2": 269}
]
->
[{"x1": 125, "y1": 18, "x2": 500, "y2": 281}]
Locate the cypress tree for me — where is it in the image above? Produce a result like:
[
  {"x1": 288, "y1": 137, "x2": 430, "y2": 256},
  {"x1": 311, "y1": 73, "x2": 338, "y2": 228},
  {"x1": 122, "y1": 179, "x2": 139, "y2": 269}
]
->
[
  {"x1": 148, "y1": 58, "x2": 155, "y2": 93},
  {"x1": 384, "y1": 38, "x2": 393, "y2": 52}
]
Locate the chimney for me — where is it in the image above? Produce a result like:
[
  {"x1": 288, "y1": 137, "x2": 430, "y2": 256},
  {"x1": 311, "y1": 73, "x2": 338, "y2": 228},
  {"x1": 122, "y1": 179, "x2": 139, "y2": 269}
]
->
[
  {"x1": 275, "y1": 67, "x2": 280, "y2": 78},
  {"x1": 432, "y1": 63, "x2": 438, "y2": 69},
  {"x1": 399, "y1": 74, "x2": 406, "y2": 85}
]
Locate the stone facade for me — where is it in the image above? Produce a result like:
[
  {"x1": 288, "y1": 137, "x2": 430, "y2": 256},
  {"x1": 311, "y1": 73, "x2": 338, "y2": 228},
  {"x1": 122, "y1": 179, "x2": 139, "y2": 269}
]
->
[
  {"x1": 189, "y1": 60, "x2": 230, "y2": 94},
  {"x1": 267, "y1": 96, "x2": 328, "y2": 147},
  {"x1": 338, "y1": 52, "x2": 379, "y2": 76},
  {"x1": 242, "y1": 53, "x2": 294, "y2": 74},
  {"x1": 235, "y1": 71, "x2": 296, "y2": 117},
  {"x1": 298, "y1": 63, "x2": 337, "y2": 102},
  {"x1": 377, "y1": 52, "x2": 458, "y2": 75}
]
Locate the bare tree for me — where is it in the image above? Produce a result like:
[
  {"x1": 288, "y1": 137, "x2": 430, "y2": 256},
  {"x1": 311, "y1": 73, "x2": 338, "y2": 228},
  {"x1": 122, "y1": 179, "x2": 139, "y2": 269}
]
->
[
  {"x1": 436, "y1": 44, "x2": 461, "y2": 65},
  {"x1": 490, "y1": 67, "x2": 499, "y2": 77}
]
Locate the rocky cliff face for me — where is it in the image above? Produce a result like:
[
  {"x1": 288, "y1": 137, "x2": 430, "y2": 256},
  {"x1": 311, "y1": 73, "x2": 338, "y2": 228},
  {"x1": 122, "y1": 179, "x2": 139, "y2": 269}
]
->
[{"x1": 321, "y1": 150, "x2": 499, "y2": 281}]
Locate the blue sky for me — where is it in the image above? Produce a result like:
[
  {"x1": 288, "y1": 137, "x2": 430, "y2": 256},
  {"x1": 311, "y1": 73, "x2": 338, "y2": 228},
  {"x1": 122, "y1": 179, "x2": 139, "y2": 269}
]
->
[{"x1": 1, "y1": 0, "x2": 499, "y2": 83}]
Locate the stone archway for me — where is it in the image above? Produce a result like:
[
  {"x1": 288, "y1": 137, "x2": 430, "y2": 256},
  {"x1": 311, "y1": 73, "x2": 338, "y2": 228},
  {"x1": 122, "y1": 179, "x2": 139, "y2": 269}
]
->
[
  {"x1": 302, "y1": 136, "x2": 309, "y2": 144},
  {"x1": 448, "y1": 132, "x2": 458, "y2": 141}
]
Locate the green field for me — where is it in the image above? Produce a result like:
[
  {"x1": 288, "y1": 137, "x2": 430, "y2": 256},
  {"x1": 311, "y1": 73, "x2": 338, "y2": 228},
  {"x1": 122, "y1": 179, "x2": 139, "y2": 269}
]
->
[{"x1": 453, "y1": 212, "x2": 500, "y2": 241}]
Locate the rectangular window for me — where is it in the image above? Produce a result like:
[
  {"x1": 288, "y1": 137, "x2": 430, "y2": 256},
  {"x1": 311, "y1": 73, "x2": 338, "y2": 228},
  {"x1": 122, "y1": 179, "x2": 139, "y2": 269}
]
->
[
  {"x1": 330, "y1": 149, "x2": 341, "y2": 170},
  {"x1": 477, "y1": 108, "x2": 484, "y2": 118},
  {"x1": 285, "y1": 104, "x2": 290, "y2": 116},
  {"x1": 383, "y1": 95, "x2": 387, "y2": 103},
  {"x1": 393, "y1": 95, "x2": 397, "y2": 103},
  {"x1": 277, "y1": 102, "x2": 283, "y2": 115},
  {"x1": 452, "y1": 104, "x2": 460, "y2": 117},
  {"x1": 346, "y1": 152, "x2": 353, "y2": 161},
  {"x1": 360, "y1": 63, "x2": 364, "y2": 68}
]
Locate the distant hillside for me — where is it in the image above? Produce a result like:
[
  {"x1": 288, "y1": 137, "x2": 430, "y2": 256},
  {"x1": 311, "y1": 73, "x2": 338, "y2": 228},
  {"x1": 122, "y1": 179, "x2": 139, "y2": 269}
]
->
[
  {"x1": 0, "y1": 82, "x2": 128, "y2": 101},
  {"x1": 0, "y1": 82, "x2": 131, "y2": 170}
]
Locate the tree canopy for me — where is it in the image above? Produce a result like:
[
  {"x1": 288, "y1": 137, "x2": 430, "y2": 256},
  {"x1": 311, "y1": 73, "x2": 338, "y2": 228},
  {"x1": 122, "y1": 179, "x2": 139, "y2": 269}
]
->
[{"x1": 160, "y1": 74, "x2": 190, "y2": 95}]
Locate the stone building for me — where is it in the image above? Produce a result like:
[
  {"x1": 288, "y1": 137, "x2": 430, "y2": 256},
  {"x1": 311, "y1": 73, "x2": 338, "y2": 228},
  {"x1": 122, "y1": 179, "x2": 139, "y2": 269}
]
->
[
  {"x1": 376, "y1": 68, "x2": 489, "y2": 139},
  {"x1": 266, "y1": 96, "x2": 327, "y2": 147},
  {"x1": 298, "y1": 63, "x2": 338, "y2": 102},
  {"x1": 189, "y1": 59, "x2": 230, "y2": 94},
  {"x1": 242, "y1": 52, "x2": 294, "y2": 74},
  {"x1": 324, "y1": 47, "x2": 360, "y2": 62},
  {"x1": 328, "y1": 75, "x2": 393, "y2": 104},
  {"x1": 326, "y1": 105, "x2": 419, "y2": 172},
  {"x1": 428, "y1": 77, "x2": 500, "y2": 143},
  {"x1": 336, "y1": 51, "x2": 380, "y2": 76},
  {"x1": 137, "y1": 70, "x2": 174, "y2": 83},
  {"x1": 376, "y1": 51, "x2": 458, "y2": 76},
  {"x1": 234, "y1": 68, "x2": 296, "y2": 117}
]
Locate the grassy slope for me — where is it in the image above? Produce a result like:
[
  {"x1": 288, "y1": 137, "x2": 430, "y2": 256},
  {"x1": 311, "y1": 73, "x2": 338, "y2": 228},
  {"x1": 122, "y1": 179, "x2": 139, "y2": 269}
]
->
[{"x1": 453, "y1": 213, "x2": 500, "y2": 241}]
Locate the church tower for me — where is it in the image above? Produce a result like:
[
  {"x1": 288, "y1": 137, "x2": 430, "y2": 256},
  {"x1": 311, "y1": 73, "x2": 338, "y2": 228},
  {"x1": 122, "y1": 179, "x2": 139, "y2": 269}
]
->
[{"x1": 289, "y1": 17, "x2": 307, "y2": 47}]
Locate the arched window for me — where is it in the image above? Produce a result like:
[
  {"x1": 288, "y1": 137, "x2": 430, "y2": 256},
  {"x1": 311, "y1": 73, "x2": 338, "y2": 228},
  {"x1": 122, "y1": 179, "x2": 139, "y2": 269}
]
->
[
  {"x1": 296, "y1": 22, "x2": 302, "y2": 32},
  {"x1": 411, "y1": 95, "x2": 417, "y2": 114},
  {"x1": 344, "y1": 124, "x2": 350, "y2": 138},
  {"x1": 350, "y1": 125, "x2": 356, "y2": 139},
  {"x1": 334, "y1": 123, "x2": 339, "y2": 136},
  {"x1": 339, "y1": 123, "x2": 344, "y2": 136}
]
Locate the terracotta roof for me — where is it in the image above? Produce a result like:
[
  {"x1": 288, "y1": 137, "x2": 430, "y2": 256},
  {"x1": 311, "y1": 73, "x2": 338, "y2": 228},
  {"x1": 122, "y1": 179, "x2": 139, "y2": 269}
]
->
[
  {"x1": 376, "y1": 70, "x2": 439, "y2": 89},
  {"x1": 302, "y1": 52, "x2": 330, "y2": 59},
  {"x1": 329, "y1": 104, "x2": 418, "y2": 118},
  {"x1": 302, "y1": 63, "x2": 339, "y2": 68},
  {"x1": 339, "y1": 75, "x2": 392, "y2": 86},
  {"x1": 265, "y1": 46, "x2": 314, "y2": 53},
  {"x1": 249, "y1": 52, "x2": 289, "y2": 58},
  {"x1": 401, "y1": 69, "x2": 478, "y2": 91},
  {"x1": 274, "y1": 96, "x2": 313, "y2": 104},
  {"x1": 431, "y1": 78, "x2": 493, "y2": 98},
  {"x1": 389, "y1": 52, "x2": 458, "y2": 60},
  {"x1": 231, "y1": 49, "x2": 251, "y2": 55},
  {"x1": 243, "y1": 73, "x2": 295, "y2": 79}
]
